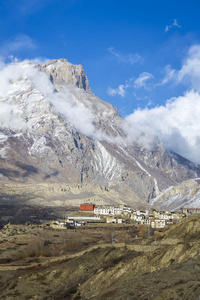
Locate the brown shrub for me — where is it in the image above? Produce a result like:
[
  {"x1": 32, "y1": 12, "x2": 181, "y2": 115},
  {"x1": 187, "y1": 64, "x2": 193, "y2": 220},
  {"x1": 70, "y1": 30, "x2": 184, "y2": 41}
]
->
[{"x1": 138, "y1": 225, "x2": 148, "y2": 239}]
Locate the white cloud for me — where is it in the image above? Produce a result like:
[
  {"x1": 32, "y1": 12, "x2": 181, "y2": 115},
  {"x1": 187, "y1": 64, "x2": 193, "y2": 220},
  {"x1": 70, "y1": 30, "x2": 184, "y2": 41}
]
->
[
  {"x1": 158, "y1": 65, "x2": 176, "y2": 85},
  {"x1": 107, "y1": 47, "x2": 143, "y2": 64},
  {"x1": 125, "y1": 90, "x2": 200, "y2": 164},
  {"x1": 160, "y1": 45, "x2": 200, "y2": 90},
  {"x1": 165, "y1": 19, "x2": 182, "y2": 32},
  {"x1": 147, "y1": 100, "x2": 153, "y2": 106},
  {"x1": 122, "y1": 120, "x2": 156, "y2": 150},
  {"x1": 0, "y1": 103, "x2": 13, "y2": 127},
  {"x1": 134, "y1": 72, "x2": 153, "y2": 89},
  {"x1": 49, "y1": 88, "x2": 106, "y2": 139},
  {"x1": 176, "y1": 45, "x2": 200, "y2": 90},
  {"x1": 107, "y1": 83, "x2": 129, "y2": 97},
  {"x1": 107, "y1": 72, "x2": 154, "y2": 98},
  {"x1": 31, "y1": 57, "x2": 50, "y2": 64}
]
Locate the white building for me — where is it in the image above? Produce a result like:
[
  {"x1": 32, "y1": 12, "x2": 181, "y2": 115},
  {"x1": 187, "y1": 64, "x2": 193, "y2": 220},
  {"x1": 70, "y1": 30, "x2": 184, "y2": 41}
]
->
[
  {"x1": 133, "y1": 215, "x2": 144, "y2": 222},
  {"x1": 94, "y1": 207, "x2": 115, "y2": 215},
  {"x1": 151, "y1": 219, "x2": 166, "y2": 229}
]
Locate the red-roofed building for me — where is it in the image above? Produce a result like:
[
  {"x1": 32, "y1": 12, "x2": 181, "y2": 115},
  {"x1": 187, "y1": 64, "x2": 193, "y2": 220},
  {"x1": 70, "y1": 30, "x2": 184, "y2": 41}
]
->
[{"x1": 80, "y1": 204, "x2": 96, "y2": 211}]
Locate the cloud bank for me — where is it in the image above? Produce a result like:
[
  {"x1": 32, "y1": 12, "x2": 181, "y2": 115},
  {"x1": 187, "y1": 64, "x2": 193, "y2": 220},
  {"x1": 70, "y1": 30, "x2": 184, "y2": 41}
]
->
[
  {"x1": 124, "y1": 44, "x2": 200, "y2": 164},
  {"x1": 126, "y1": 90, "x2": 200, "y2": 163}
]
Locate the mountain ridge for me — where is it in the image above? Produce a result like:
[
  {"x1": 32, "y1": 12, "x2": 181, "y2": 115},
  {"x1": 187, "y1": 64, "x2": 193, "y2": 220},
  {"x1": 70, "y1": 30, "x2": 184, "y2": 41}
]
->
[{"x1": 0, "y1": 58, "x2": 199, "y2": 209}]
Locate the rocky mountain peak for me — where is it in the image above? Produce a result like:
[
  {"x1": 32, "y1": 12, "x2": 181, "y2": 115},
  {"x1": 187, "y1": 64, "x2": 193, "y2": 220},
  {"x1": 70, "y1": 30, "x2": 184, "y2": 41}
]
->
[
  {"x1": 0, "y1": 58, "x2": 200, "y2": 210},
  {"x1": 41, "y1": 59, "x2": 91, "y2": 92}
]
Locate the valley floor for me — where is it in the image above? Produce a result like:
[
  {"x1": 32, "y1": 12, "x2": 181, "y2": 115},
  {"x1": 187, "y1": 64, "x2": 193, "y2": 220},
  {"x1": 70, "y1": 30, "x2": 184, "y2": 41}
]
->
[{"x1": 0, "y1": 215, "x2": 199, "y2": 300}]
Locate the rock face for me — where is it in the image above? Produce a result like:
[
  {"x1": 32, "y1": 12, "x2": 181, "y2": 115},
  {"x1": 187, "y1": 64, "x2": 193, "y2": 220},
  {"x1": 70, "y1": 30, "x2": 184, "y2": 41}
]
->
[
  {"x1": 41, "y1": 58, "x2": 91, "y2": 92},
  {"x1": 150, "y1": 179, "x2": 200, "y2": 210},
  {"x1": 0, "y1": 58, "x2": 200, "y2": 208}
]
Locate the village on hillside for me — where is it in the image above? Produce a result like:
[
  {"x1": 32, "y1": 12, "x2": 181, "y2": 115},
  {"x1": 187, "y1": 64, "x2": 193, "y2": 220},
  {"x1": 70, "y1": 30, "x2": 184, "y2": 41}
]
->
[{"x1": 50, "y1": 203, "x2": 200, "y2": 230}]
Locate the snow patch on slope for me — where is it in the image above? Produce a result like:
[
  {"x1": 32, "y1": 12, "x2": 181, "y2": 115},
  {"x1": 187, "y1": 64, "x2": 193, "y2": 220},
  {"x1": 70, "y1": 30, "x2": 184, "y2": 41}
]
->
[
  {"x1": 29, "y1": 137, "x2": 53, "y2": 156},
  {"x1": 0, "y1": 134, "x2": 8, "y2": 143},
  {"x1": 92, "y1": 141, "x2": 123, "y2": 181},
  {"x1": 0, "y1": 146, "x2": 10, "y2": 159}
]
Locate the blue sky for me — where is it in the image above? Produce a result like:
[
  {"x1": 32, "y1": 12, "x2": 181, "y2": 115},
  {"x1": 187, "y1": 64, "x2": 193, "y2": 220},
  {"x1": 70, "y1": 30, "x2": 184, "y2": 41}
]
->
[
  {"x1": 1, "y1": 0, "x2": 200, "y2": 163},
  {"x1": 0, "y1": 0, "x2": 199, "y2": 115}
]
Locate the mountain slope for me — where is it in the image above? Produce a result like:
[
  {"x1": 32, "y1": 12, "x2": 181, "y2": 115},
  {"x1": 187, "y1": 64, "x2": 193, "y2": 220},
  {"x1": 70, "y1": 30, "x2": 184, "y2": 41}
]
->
[
  {"x1": 0, "y1": 59, "x2": 200, "y2": 208},
  {"x1": 150, "y1": 178, "x2": 200, "y2": 210}
]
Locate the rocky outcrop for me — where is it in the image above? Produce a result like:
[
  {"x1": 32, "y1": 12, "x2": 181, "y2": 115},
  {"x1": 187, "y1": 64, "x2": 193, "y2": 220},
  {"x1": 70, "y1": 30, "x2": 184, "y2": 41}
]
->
[
  {"x1": 0, "y1": 182, "x2": 126, "y2": 207},
  {"x1": 41, "y1": 58, "x2": 91, "y2": 92},
  {"x1": 150, "y1": 179, "x2": 200, "y2": 210}
]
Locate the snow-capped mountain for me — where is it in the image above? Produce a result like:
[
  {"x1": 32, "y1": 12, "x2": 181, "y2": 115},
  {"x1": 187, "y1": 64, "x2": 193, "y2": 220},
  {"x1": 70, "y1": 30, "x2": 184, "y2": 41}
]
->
[{"x1": 0, "y1": 58, "x2": 200, "y2": 209}]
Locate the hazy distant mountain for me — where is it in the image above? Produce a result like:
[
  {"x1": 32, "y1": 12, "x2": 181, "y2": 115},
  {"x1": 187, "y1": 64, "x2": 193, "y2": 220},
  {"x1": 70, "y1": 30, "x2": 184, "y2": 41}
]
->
[{"x1": 0, "y1": 58, "x2": 199, "y2": 209}]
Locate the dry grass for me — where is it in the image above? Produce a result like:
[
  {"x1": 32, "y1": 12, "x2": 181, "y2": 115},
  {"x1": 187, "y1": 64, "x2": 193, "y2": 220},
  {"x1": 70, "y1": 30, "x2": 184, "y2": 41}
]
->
[{"x1": 0, "y1": 223, "x2": 140, "y2": 262}]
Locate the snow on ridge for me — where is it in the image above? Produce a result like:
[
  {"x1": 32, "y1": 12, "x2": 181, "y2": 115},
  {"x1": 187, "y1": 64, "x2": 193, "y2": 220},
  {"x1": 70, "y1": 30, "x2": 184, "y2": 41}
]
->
[
  {"x1": 0, "y1": 134, "x2": 8, "y2": 143},
  {"x1": 46, "y1": 59, "x2": 65, "y2": 71}
]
